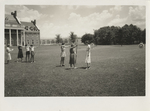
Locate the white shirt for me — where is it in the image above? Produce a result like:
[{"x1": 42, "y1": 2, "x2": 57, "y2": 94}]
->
[
  {"x1": 26, "y1": 46, "x2": 30, "y2": 51},
  {"x1": 30, "y1": 47, "x2": 34, "y2": 51}
]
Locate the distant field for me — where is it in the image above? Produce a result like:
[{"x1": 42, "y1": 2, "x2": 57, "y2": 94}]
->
[{"x1": 4, "y1": 45, "x2": 145, "y2": 96}]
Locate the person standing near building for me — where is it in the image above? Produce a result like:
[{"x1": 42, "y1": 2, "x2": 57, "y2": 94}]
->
[
  {"x1": 25, "y1": 44, "x2": 30, "y2": 62},
  {"x1": 17, "y1": 45, "x2": 23, "y2": 62},
  {"x1": 6, "y1": 44, "x2": 14, "y2": 64},
  {"x1": 30, "y1": 45, "x2": 35, "y2": 63},
  {"x1": 69, "y1": 44, "x2": 77, "y2": 69},
  {"x1": 85, "y1": 41, "x2": 91, "y2": 69}
]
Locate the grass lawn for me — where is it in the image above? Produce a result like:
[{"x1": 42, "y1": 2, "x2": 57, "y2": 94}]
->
[{"x1": 4, "y1": 45, "x2": 145, "y2": 96}]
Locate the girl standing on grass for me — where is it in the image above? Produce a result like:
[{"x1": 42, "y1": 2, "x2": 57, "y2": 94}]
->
[
  {"x1": 30, "y1": 45, "x2": 35, "y2": 63},
  {"x1": 25, "y1": 44, "x2": 30, "y2": 62},
  {"x1": 85, "y1": 41, "x2": 91, "y2": 69},
  {"x1": 60, "y1": 43, "x2": 69, "y2": 66},
  {"x1": 17, "y1": 45, "x2": 23, "y2": 62},
  {"x1": 6, "y1": 44, "x2": 14, "y2": 64},
  {"x1": 69, "y1": 44, "x2": 77, "y2": 69}
]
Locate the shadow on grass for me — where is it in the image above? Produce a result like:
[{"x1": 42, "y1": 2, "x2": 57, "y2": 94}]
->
[
  {"x1": 77, "y1": 67, "x2": 87, "y2": 69},
  {"x1": 56, "y1": 65, "x2": 62, "y2": 67},
  {"x1": 20, "y1": 61, "x2": 31, "y2": 63},
  {"x1": 65, "y1": 67, "x2": 87, "y2": 70},
  {"x1": 65, "y1": 68, "x2": 72, "y2": 70}
]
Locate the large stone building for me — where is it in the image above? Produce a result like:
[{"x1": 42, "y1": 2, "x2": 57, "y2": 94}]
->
[{"x1": 5, "y1": 11, "x2": 40, "y2": 46}]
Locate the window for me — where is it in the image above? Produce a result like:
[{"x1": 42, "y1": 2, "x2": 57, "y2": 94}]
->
[
  {"x1": 36, "y1": 40, "x2": 39, "y2": 44},
  {"x1": 5, "y1": 24, "x2": 11, "y2": 27},
  {"x1": 27, "y1": 40, "x2": 30, "y2": 44},
  {"x1": 32, "y1": 40, "x2": 34, "y2": 44},
  {"x1": 12, "y1": 25, "x2": 18, "y2": 27}
]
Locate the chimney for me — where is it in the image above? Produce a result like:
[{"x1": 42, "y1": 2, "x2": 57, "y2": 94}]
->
[
  {"x1": 31, "y1": 20, "x2": 36, "y2": 25},
  {"x1": 11, "y1": 11, "x2": 17, "y2": 17},
  {"x1": 14, "y1": 11, "x2": 17, "y2": 17},
  {"x1": 34, "y1": 20, "x2": 36, "y2": 25}
]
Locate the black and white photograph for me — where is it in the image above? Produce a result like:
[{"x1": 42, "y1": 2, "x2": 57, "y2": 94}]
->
[
  {"x1": 4, "y1": 5, "x2": 146, "y2": 96},
  {"x1": 0, "y1": 0, "x2": 150, "y2": 111}
]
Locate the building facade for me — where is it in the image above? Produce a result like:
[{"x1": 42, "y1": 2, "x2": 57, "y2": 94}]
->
[{"x1": 5, "y1": 11, "x2": 40, "y2": 46}]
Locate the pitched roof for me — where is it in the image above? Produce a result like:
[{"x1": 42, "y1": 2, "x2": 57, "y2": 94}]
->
[
  {"x1": 5, "y1": 14, "x2": 39, "y2": 31},
  {"x1": 21, "y1": 21, "x2": 35, "y2": 27},
  {"x1": 5, "y1": 14, "x2": 20, "y2": 25}
]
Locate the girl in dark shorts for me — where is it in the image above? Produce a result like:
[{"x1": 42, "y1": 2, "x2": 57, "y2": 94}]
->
[
  {"x1": 69, "y1": 44, "x2": 77, "y2": 69},
  {"x1": 25, "y1": 44, "x2": 30, "y2": 62},
  {"x1": 17, "y1": 45, "x2": 23, "y2": 62}
]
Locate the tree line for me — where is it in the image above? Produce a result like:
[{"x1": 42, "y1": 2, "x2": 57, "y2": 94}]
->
[
  {"x1": 55, "y1": 32, "x2": 77, "y2": 44},
  {"x1": 81, "y1": 24, "x2": 146, "y2": 45},
  {"x1": 55, "y1": 24, "x2": 145, "y2": 45}
]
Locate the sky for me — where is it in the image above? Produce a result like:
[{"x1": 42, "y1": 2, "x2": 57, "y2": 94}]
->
[{"x1": 5, "y1": 5, "x2": 145, "y2": 39}]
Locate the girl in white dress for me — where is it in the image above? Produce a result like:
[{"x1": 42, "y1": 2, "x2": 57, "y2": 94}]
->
[
  {"x1": 30, "y1": 45, "x2": 35, "y2": 63},
  {"x1": 60, "y1": 43, "x2": 69, "y2": 66},
  {"x1": 85, "y1": 41, "x2": 91, "y2": 69},
  {"x1": 6, "y1": 44, "x2": 14, "y2": 64}
]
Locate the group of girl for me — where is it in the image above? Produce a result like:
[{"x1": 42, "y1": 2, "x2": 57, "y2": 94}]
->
[
  {"x1": 60, "y1": 41, "x2": 92, "y2": 70},
  {"x1": 6, "y1": 41, "x2": 92, "y2": 69},
  {"x1": 6, "y1": 44, "x2": 35, "y2": 64}
]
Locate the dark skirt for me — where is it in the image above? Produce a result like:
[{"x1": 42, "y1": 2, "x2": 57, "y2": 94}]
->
[
  {"x1": 18, "y1": 50, "x2": 23, "y2": 58},
  {"x1": 69, "y1": 53, "x2": 76, "y2": 64}
]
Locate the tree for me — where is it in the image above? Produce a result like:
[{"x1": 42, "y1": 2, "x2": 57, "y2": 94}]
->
[
  {"x1": 51, "y1": 39, "x2": 55, "y2": 43},
  {"x1": 93, "y1": 24, "x2": 144, "y2": 45},
  {"x1": 81, "y1": 33, "x2": 94, "y2": 44},
  {"x1": 141, "y1": 29, "x2": 146, "y2": 44},
  {"x1": 69, "y1": 32, "x2": 77, "y2": 44},
  {"x1": 64, "y1": 39, "x2": 68, "y2": 44},
  {"x1": 55, "y1": 34, "x2": 62, "y2": 44}
]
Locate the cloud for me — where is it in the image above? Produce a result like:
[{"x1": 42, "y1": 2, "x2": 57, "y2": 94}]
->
[
  {"x1": 39, "y1": 23, "x2": 72, "y2": 38},
  {"x1": 39, "y1": 10, "x2": 113, "y2": 38},
  {"x1": 18, "y1": 6, "x2": 42, "y2": 21},
  {"x1": 110, "y1": 6, "x2": 122, "y2": 13},
  {"x1": 5, "y1": 5, "x2": 42, "y2": 22},
  {"x1": 128, "y1": 6, "x2": 145, "y2": 21},
  {"x1": 108, "y1": 6, "x2": 145, "y2": 29},
  {"x1": 39, "y1": 10, "x2": 112, "y2": 38},
  {"x1": 108, "y1": 15, "x2": 127, "y2": 26},
  {"x1": 127, "y1": 6, "x2": 145, "y2": 29},
  {"x1": 114, "y1": 6, "x2": 122, "y2": 11}
]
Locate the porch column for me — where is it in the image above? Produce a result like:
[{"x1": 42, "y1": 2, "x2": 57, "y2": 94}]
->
[
  {"x1": 23, "y1": 30, "x2": 25, "y2": 46},
  {"x1": 21, "y1": 32, "x2": 22, "y2": 46},
  {"x1": 16, "y1": 29, "x2": 18, "y2": 46},
  {"x1": 9, "y1": 29, "x2": 11, "y2": 46}
]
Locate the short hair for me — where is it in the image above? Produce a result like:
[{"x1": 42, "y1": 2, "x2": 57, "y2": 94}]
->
[
  {"x1": 7, "y1": 44, "x2": 10, "y2": 47},
  {"x1": 62, "y1": 43, "x2": 65, "y2": 45}
]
